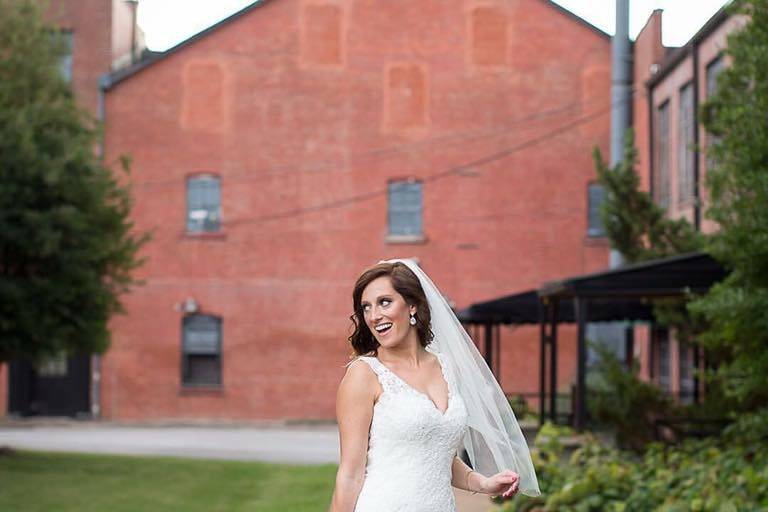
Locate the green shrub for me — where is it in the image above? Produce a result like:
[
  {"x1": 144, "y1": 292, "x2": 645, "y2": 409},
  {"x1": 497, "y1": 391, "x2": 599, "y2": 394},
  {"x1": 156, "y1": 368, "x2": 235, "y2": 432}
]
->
[
  {"x1": 586, "y1": 345, "x2": 672, "y2": 451},
  {"x1": 496, "y1": 409, "x2": 768, "y2": 511}
]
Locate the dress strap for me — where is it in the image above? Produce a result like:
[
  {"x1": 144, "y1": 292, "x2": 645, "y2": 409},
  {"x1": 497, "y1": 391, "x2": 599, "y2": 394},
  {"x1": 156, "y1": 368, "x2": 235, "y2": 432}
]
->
[
  {"x1": 353, "y1": 356, "x2": 406, "y2": 395},
  {"x1": 432, "y1": 351, "x2": 457, "y2": 396}
]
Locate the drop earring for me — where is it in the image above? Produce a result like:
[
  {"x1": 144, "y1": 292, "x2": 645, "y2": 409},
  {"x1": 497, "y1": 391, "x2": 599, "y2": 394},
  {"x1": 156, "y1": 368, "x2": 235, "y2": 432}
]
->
[{"x1": 409, "y1": 313, "x2": 417, "y2": 326}]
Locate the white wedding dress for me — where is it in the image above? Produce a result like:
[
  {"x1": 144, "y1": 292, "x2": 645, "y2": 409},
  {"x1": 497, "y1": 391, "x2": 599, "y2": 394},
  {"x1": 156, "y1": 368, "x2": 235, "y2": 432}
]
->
[{"x1": 351, "y1": 348, "x2": 469, "y2": 512}]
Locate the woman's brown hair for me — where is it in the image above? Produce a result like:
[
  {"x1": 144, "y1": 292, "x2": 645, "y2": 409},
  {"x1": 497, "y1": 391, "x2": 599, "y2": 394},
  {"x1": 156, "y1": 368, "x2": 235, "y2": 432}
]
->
[{"x1": 348, "y1": 261, "x2": 434, "y2": 356}]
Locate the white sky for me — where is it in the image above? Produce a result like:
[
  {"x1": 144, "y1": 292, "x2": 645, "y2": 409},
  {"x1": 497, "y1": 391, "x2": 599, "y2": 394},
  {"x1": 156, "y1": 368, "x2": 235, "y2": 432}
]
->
[{"x1": 137, "y1": 0, "x2": 730, "y2": 52}]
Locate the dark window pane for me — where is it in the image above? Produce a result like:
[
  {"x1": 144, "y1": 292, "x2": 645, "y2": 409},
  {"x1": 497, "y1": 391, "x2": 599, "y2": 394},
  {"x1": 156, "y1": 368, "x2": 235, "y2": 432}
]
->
[
  {"x1": 187, "y1": 176, "x2": 221, "y2": 232},
  {"x1": 706, "y1": 56, "x2": 725, "y2": 171},
  {"x1": 587, "y1": 183, "x2": 605, "y2": 237},
  {"x1": 184, "y1": 355, "x2": 220, "y2": 386},
  {"x1": 706, "y1": 55, "x2": 725, "y2": 98},
  {"x1": 654, "y1": 102, "x2": 670, "y2": 210},
  {"x1": 388, "y1": 181, "x2": 422, "y2": 236},
  {"x1": 182, "y1": 315, "x2": 221, "y2": 386}
]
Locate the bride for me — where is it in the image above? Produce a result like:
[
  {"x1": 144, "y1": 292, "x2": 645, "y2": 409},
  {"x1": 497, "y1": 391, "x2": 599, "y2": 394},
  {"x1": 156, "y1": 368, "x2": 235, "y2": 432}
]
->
[{"x1": 330, "y1": 260, "x2": 539, "y2": 511}]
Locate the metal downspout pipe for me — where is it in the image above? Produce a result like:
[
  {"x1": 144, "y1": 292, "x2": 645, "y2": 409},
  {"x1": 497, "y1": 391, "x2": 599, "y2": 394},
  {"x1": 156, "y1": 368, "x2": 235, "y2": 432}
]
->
[
  {"x1": 609, "y1": 0, "x2": 632, "y2": 269},
  {"x1": 91, "y1": 73, "x2": 112, "y2": 419}
]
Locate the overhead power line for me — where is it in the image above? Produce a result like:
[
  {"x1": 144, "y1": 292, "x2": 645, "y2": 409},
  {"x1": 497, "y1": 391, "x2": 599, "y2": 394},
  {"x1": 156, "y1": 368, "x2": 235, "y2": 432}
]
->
[
  {"x1": 125, "y1": 88, "x2": 639, "y2": 190},
  {"x1": 224, "y1": 97, "x2": 627, "y2": 228}
]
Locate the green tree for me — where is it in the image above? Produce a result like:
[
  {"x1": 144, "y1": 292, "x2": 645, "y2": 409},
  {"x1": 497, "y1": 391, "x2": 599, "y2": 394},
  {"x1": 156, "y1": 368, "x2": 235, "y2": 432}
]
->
[
  {"x1": 592, "y1": 130, "x2": 703, "y2": 264},
  {"x1": 0, "y1": 0, "x2": 148, "y2": 362},
  {"x1": 593, "y1": 132, "x2": 705, "y2": 367},
  {"x1": 688, "y1": 0, "x2": 768, "y2": 410}
]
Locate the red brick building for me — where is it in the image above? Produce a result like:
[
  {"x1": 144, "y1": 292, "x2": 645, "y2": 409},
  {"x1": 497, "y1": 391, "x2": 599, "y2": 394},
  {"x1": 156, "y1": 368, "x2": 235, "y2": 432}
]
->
[
  {"x1": 630, "y1": 7, "x2": 743, "y2": 400},
  {"x1": 0, "y1": 0, "x2": 143, "y2": 417},
  {"x1": 93, "y1": 0, "x2": 613, "y2": 422},
  {"x1": 3, "y1": 0, "x2": 615, "y2": 421}
]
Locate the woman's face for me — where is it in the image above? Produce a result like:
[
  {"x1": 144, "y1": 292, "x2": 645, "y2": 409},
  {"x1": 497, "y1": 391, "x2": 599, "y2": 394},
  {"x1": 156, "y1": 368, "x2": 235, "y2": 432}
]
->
[{"x1": 360, "y1": 276, "x2": 416, "y2": 349}]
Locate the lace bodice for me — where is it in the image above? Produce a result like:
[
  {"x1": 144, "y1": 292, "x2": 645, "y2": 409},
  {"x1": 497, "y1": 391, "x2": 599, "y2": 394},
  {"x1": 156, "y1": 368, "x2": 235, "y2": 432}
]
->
[{"x1": 350, "y1": 348, "x2": 469, "y2": 512}]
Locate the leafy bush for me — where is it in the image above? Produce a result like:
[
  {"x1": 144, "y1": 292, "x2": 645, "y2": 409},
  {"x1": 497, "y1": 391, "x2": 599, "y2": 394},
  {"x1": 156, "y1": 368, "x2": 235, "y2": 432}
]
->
[
  {"x1": 586, "y1": 345, "x2": 672, "y2": 451},
  {"x1": 496, "y1": 409, "x2": 768, "y2": 511}
]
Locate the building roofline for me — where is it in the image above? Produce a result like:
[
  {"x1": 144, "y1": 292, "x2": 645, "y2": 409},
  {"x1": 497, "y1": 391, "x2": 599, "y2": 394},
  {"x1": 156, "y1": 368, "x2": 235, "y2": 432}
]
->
[
  {"x1": 103, "y1": 0, "x2": 611, "y2": 91},
  {"x1": 646, "y1": 5, "x2": 732, "y2": 89},
  {"x1": 543, "y1": 0, "x2": 612, "y2": 40},
  {"x1": 102, "y1": 0, "x2": 275, "y2": 90},
  {"x1": 637, "y1": 8, "x2": 663, "y2": 38}
]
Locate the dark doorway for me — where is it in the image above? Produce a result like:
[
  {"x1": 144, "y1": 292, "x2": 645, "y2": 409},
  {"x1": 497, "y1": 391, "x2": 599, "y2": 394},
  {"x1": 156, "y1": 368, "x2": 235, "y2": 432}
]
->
[{"x1": 8, "y1": 353, "x2": 91, "y2": 417}]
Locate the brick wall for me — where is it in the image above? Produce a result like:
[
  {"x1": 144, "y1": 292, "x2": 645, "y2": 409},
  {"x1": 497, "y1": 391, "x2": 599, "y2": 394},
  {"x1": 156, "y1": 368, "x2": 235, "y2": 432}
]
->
[{"x1": 101, "y1": 0, "x2": 611, "y2": 421}]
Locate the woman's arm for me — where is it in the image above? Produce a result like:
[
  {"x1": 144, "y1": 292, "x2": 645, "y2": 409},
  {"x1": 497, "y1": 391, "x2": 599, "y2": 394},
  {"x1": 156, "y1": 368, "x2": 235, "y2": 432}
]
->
[
  {"x1": 329, "y1": 360, "x2": 378, "y2": 512},
  {"x1": 450, "y1": 456, "x2": 520, "y2": 498},
  {"x1": 451, "y1": 455, "x2": 486, "y2": 493}
]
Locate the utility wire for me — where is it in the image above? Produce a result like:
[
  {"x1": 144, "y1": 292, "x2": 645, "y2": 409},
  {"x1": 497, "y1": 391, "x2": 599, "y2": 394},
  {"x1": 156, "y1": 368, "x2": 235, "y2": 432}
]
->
[
  {"x1": 124, "y1": 88, "x2": 639, "y2": 190},
  {"x1": 224, "y1": 97, "x2": 626, "y2": 228}
]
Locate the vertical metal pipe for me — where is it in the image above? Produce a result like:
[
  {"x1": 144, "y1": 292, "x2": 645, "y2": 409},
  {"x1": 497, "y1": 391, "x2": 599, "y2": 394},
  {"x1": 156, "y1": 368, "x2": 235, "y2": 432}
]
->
[
  {"x1": 549, "y1": 300, "x2": 559, "y2": 423},
  {"x1": 129, "y1": 0, "x2": 139, "y2": 64},
  {"x1": 484, "y1": 323, "x2": 493, "y2": 371},
  {"x1": 92, "y1": 73, "x2": 111, "y2": 418},
  {"x1": 494, "y1": 324, "x2": 501, "y2": 384},
  {"x1": 609, "y1": 0, "x2": 632, "y2": 268},
  {"x1": 610, "y1": 0, "x2": 632, "y2": 166},
  {"x1": 539, "y1": 301, "x2": 547, "y2": 426},
  {"x1": 625, "y1": 324, "x2": 635, "y2": 368}
]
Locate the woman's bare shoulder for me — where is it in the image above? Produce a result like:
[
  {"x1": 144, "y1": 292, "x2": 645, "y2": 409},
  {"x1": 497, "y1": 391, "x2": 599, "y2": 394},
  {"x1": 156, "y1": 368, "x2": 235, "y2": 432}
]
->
[
  {"x1": 338, "y1": 356, "x2": 380, "y2": 402},
  {"x1": 341, "y1": 357, "x2": 376, "y2": 385}
]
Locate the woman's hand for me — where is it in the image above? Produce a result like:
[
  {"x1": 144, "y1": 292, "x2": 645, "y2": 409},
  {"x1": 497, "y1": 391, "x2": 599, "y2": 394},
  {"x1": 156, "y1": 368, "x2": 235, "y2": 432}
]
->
[{"x1": 479, "y1": 469, "x2": 520, "y2": 498}]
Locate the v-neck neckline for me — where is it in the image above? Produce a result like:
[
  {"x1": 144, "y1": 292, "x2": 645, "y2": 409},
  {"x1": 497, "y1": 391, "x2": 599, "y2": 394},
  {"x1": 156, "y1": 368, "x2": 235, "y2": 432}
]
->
[{"x1": 375, "y1": 351, "x2": 451, "y2": 416}]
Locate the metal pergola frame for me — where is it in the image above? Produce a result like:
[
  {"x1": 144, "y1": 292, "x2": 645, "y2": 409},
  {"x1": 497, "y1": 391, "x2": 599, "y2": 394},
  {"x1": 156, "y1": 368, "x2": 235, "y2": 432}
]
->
[{"x1": 458, "y1": 251, "x2": 727, "y2": 431}]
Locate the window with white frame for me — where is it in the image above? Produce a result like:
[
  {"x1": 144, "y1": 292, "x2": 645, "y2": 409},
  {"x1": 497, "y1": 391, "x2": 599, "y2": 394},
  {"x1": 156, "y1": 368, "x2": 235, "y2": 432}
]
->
[
  {"x1": 587, "y1": 182, "x2": 606, "y2": 237},
  {"x1": 186, "y1": 175, "x2": 221, "y2": 232},
  {"x1": 387, "y1": 180, "x2": 423, "y2": 237},
  {"x1": 182, "y1": 314, "x2": 222, "y2": 387}
]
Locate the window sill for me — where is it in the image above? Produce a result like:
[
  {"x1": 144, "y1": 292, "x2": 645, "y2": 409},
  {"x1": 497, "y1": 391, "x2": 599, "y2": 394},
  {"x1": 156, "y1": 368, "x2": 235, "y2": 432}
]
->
[
  {"x1": 179, "y1": 385, "x2": 224, "y2": 396},
  {"x1": 384, "y1": 234, "x2": 428, "y2": 245},
  {"x1": 181, "y1": 231, "x2": 228, "y2": 241}
]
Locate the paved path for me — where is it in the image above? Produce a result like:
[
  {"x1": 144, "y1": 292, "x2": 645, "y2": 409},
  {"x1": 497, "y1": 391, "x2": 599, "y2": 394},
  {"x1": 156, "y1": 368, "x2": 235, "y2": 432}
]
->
[
  {"x1": 0, "y1": 421, "x2": 496, "y2": 511},
  {"x1": 0, "y1": 423, "x2": 341, "y2": 464}
]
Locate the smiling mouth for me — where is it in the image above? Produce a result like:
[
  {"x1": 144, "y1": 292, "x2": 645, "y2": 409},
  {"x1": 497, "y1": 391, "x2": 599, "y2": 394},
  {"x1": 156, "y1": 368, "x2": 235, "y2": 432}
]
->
[{"x1": 374, "y1": 322, "x2": 393, "y2": 334}]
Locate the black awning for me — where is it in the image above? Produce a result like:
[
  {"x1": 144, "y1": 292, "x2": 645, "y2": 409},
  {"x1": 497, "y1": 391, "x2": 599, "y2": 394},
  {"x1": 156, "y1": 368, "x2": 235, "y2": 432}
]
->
[
  {"x1": 458, "y1": 290, "x2": 540, "y2": 324},
  {"x1": 458, "y1": 251, "x2": 726, "y2": 325},
  {"x1": 539, "y1": 251, "x2": 726, "y2": 299},
  {"x1": 458, "y1": 292, "x2": 656, "y2": 324}
]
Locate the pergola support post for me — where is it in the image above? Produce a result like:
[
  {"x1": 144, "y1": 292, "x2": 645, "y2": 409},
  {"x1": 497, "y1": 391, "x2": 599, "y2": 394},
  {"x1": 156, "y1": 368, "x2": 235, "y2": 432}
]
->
[
  {"x1": 538, "y1": 300, "x2": 547, "y2": 425},
  {"x1": 574, "y1": 297, "x2": 588, "y2": 431},
  {"x1": 549, "y1": 299, "x2": 559, "y2": 423},
  {"x1": 484, "y1": 322, "x2": 493, "y2": 374}
]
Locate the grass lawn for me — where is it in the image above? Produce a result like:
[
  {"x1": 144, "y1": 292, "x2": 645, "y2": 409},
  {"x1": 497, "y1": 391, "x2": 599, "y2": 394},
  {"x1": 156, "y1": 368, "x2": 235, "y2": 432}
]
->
[{"x1": 0, "y1": 449, "x2": 337, "y2": 511}]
